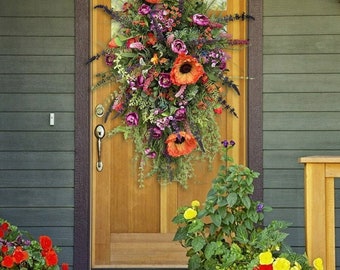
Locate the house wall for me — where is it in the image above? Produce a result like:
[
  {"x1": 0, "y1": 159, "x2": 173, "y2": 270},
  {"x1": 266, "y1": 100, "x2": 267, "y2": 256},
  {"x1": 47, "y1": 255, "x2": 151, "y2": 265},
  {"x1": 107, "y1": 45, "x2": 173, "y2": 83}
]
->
[
  {"x1": 263, "y1": 0, "x2": 340, "y2": 266},
  {"x1": 0, "y1": 0, "x2": 75, "y2": 267}
]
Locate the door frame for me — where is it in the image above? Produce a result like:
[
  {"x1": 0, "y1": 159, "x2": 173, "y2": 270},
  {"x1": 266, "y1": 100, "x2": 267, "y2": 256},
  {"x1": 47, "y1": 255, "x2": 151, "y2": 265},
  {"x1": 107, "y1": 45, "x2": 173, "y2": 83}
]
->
[{"x1": 73, "y1": 0, "x2": 263, "y2": 269}]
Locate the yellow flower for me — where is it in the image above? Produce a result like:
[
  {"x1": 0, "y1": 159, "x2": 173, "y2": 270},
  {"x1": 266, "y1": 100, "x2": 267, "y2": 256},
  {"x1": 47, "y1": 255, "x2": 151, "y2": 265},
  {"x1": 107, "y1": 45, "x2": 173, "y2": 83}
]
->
[
  {"x1": 191, "y1": 200, "x2": 200, "y2": 208},
  {"x1": 259, "y1": 250, "x2": 274, "y2": 265},
  {"x1": 273, "y1": 257, "x2": 291, "y2": 270},
  {"x1": 150, "y1": 53, "x2": 159, "y2": 65},
  {"x1": 290, "y1": 262, "x2": 302, "y2": 270},
  {"x1": 183, "y1": 208, "x2": 197, "y2": 220},
  {"x1": 313, "y1": 258, "x2": 323, "y2": 270}
]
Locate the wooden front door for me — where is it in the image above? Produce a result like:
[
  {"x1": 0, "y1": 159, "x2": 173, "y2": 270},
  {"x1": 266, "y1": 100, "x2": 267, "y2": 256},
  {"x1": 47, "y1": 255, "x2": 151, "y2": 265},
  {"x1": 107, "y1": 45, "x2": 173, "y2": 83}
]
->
[{"x1": 90, "y1": 0, "x2": 248, "y2": 268}]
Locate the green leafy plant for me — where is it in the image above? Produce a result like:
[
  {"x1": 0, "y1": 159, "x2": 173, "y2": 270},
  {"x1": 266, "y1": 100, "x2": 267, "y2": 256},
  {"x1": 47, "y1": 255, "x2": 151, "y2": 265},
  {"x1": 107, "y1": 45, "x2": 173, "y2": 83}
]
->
[{"x1": 172, "y1": 142, "x2": 322, "y2": 270}]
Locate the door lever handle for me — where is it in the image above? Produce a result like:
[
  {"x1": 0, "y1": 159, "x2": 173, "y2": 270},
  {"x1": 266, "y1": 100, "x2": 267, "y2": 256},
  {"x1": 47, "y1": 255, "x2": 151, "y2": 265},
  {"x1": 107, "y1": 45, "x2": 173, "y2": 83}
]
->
[{"x1": 94, "y1": 124, "x2": 105, "y2": 171}]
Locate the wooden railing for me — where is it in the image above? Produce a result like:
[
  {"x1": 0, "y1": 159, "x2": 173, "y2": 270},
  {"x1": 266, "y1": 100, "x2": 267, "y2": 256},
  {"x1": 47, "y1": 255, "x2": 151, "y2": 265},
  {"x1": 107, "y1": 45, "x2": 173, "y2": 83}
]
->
[{"x1": 299, "y1": 156, "x2": 339, "y2": 269}]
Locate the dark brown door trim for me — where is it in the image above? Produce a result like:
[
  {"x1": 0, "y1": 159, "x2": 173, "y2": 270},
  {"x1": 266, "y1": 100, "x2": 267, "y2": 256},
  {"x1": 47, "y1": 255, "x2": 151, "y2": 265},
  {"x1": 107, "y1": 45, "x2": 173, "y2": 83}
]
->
[
  {"x1": 248, "y1": 0, "x2": 263, "y2": 201},
  {"x1": 74, "y1": 0, "x2": 91, "y2": 269}
]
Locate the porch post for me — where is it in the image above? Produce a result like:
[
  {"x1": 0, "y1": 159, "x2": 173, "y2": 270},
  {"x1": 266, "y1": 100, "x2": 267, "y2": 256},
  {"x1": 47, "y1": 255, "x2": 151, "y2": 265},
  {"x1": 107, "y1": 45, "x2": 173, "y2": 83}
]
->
[{"x1": 299, "y1": 156, "x2": 339, "y2": 269}]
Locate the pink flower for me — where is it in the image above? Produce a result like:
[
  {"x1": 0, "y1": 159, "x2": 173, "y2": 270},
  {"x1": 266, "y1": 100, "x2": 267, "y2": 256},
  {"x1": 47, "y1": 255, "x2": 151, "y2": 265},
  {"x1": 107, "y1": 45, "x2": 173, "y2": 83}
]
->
[
  {"x1": 174, "y1": 107, "x2": 187, "y2": 121},
  {"x1": 192, "y1": 14, "x2": 210, "y2": 26},
  {"x1": 145, "y1": 148, "x2": 157, "y2": 158},
  {"x1": 129, "y1": 42, "x2": 145, "y2": 50},
  {"x1": 158, "y1": 73, "x2": 172, "y2": 88},
  {"x1": 171, "y1": 39, "x2": 188, "y2": 54},
  {"x1": 166, "y1": 34, "x2": 175, "y2": 45},
  {"x1": 138, "y1": 3, "x2": 151, "y2": 15},
  {"x1": 105, "y1": 54, "x2": 115, "y2": 66},
  {"x1": 149, "y1": 127, "x2": 162, "y2": 139},
  {"x1": 125, "y1": 112, "x2": 139, "y2": 126}
]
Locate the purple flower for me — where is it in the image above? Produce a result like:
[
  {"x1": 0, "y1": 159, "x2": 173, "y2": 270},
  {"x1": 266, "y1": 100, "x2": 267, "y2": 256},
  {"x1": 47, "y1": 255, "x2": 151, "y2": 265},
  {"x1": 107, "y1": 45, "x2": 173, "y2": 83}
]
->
[
  {"x1": 174, "y1": 107, "x2": 186, "y2": 121},
  {"x1": 156, "y1": 116, "x2": 171, "y2": 130},
  {"x1": 207, "y1": 49, "x2": 230, "y2": 70},
  {"x1": 221, "y1": 140, "x2": 236, "y2": 148},
  {"x1": 154, "y1": 108, "x2": 162, "y2": 115},
  {"x1": 192, "y1": 14, "x2": 210, "y2": 26},
  {"x1": 129, "y1": 75, "x2": 145, "y2": 90},
  {"x1": 149, "y1": 126, "x2": 162, "y2": 139},
  {"x1": 158, "y1": 73, "x2": 172, "y2": 88},
  {"x1": 256, "y1": 203, "x2": 264, "y2": 213},
  {"x1": 105, "y1": 54, "x2": 115, "y2": 66},
  {"x1": 138, "y1": 3, "x2": 151, "y2": 15},
  {"x1": 125, "y1": 112, "x2": 139, "y2": 126},
  {"x1": 221, "y1": 140, "x2": 228, "y2": 147},
  {"x1": 145, "y1": 148, "x2": 157, "y2": 159},
  {"x1": 136, "y1": 75, "x2": 145, "y2": 88},
  {"x1": 23, "y1": 239, "x2": 31, "y2": 246},
  {"x1": 129, "y1": 80, "x2": 137, "y2": 90},
  {"x1": 171, "y1": 39, "x2": 188, "y2": 54}
]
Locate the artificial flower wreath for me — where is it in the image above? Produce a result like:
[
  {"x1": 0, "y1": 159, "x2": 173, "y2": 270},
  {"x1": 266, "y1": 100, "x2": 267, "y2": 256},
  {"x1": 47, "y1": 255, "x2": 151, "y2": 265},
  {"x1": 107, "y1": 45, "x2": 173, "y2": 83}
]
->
[{"x1": 89, "y1": 0, "x2": 253, "y2": 187}]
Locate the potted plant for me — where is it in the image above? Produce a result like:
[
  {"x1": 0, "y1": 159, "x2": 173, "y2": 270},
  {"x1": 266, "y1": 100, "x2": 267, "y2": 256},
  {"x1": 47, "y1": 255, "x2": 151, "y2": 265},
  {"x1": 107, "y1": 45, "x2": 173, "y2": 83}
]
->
[
  {"x1": 172, "y1": 141, "x2": 323, "y2": 270},
  {"x1": 0, "y1": 218, "x2": 68, "y2": 270}
]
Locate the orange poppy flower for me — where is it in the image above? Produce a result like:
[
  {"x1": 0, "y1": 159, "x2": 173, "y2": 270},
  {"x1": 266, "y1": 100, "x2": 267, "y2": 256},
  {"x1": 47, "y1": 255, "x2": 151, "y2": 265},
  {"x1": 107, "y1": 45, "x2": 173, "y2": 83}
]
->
[
  {"x1": 170, "y1": 54, "x2": 204, "y2": 86},
  {"x1": 166, "y1": 131, "x2": 197, "y2": 157}
]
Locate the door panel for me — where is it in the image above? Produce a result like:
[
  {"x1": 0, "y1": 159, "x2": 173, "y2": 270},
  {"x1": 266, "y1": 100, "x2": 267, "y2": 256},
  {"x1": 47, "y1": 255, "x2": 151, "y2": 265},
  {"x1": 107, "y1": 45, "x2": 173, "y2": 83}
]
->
[{"x1": 91, "y1": 0, "x2": 248, "y2": 267}]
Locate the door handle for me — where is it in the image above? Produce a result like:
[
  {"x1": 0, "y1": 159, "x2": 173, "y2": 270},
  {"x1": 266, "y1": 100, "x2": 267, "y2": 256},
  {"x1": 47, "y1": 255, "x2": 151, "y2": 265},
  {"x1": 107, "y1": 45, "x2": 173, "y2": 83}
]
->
[{"x1": 94, "y1": 124, "x2": 105, "y2": 171}]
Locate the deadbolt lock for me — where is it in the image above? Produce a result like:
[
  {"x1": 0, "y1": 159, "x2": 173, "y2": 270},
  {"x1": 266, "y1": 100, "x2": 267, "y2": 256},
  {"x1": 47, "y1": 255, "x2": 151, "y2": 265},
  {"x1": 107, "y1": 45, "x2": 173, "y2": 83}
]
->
[{"x1": 95, "y1": 104, "x2": 105, "y2": 118}]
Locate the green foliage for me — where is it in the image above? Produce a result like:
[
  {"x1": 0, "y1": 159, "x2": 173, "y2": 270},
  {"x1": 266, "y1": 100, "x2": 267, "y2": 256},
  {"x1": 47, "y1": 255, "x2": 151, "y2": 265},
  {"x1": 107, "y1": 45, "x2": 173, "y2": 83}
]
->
[{"x1": 172, "y1": 148, "x2": 314, "y2": 270}]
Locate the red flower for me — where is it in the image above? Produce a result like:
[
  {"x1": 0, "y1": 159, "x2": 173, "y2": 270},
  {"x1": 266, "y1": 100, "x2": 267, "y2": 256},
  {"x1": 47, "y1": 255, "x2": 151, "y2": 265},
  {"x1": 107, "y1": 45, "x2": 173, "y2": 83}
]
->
[
  {"x1": 122, "y1": 2, "x2": 132, "y2": 11},
  {"x1": 39, "y1": 235, "x2": 53, "y2": 251},
  {"x1": 144, "y1": 0, "x2": 162, "y2": 3},
  {"x1": 257, "y1": 265, "x2": 273, "y2": 270},
  {"x1": 108, "y1": 38, "x2": 120, "y2": 48},
  {"x1": 213, "y1": 107, "x2": 223, "y2": 114},
  {"x1": 12, "y1": 246, "x2": 29, "y2": 264},
  {"x1": 62, "y1": 263, "x2": 69, "y2": 270},
  {"x1": 146, "y1": 32, "x2": 157, "y2": 46},
  {"x1": 44, "y1": 249, "x2": 58, "y2": 267},
  {"x1": 1, "y1": 245, "x2": 8, "y2": 253},
  {"x1": 1, "y1": 255, "x2": 14, "y2": 268},
  {"x1": 1, "y1": 222, "x2": 9, "y2": 231},
  {"x1": 0, "y1": 222, "x2": 9, "y2": 238},
  {"x1": 126, "y1": 37, "x2": 139, "y2": 48}
]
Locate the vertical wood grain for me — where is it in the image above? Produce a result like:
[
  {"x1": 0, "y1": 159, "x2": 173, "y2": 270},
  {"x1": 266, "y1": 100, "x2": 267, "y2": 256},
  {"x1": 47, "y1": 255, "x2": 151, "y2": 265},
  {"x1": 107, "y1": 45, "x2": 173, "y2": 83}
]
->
[{"x1": 91, "y1": 0, "x2": 112, "y2": 265}]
